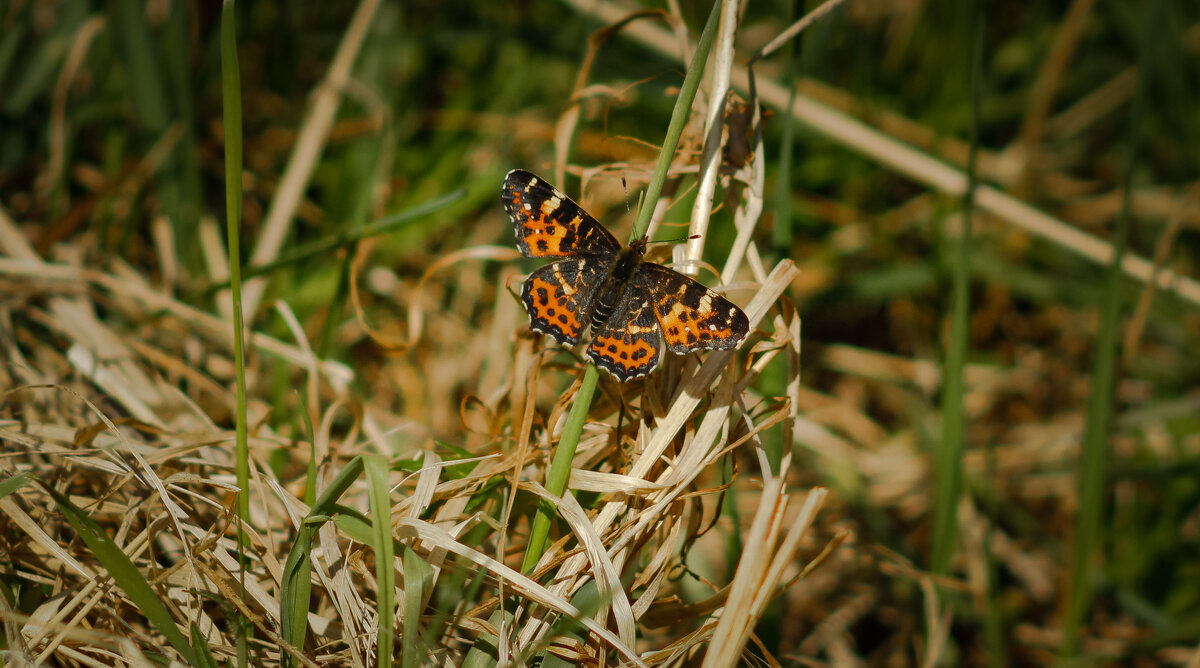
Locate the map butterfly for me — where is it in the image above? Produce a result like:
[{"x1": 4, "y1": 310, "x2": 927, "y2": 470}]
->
[{"x1": 503, "y1": 169, "x2": 749, "y2": 381}]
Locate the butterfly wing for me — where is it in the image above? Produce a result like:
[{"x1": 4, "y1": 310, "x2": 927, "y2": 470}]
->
[
  {"x1": 503, "y1": 170, "x2": 621, "y2": 258},
  {"x1": 635, "y1": 262, "x2": 749, "y2": 354},
  {"x1": 521, "y1": 258, "x2": 611, "y2": 348},
  {"x1": 585, "y1": 290, "x2": 662, "y2": 381}
]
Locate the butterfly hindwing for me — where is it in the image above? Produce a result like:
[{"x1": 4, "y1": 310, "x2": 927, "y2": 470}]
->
[
  {"x1": 520, "y1": 258, "x2": 609, "y2": 348},
  {"x1": 503, "y1": 169, "x2": 620, "y2": 258},
  {"x1": 586, "y1": 289, "x2": 662, "y2": 380}
]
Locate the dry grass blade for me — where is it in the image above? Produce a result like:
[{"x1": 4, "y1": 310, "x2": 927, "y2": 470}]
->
[{"x1": 703, "y1": 456, "x2": 826, "y2": 668}]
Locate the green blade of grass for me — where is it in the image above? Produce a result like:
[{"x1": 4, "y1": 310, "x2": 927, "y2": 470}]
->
[
  {"x1": 1059, "y1": 0, "x2": 1158, "y2": 659},
  {"x1": 220, "y1": 0, "x2": 249, "y2": 531},
  {"x1": 161, "y1": 0, "x2": 204, "y2": 251},
  {"x1": 365, "y1": 455, "x2": 396, "y2": 667},
  {"x1": 219, "y1": 9, "x2": 254, "y2": 662},
  {"x1": 279, "y1": 456, "x2": 367, "y2": 668},
  {"x1": 519, "y1": 0, "x2": 725, "y2": 576},
  {"x1": 401, "y1": 546, "x2": 434, "y2": 668},
  {"x1": 199, "y1": 187, "x2": 467, "y2": 295},
  {"x1": 521, "y1": 364, "x2": 599, "y2": 574},
  {"x1": 189, "y1": 623, "x2": 220, "y2": 668},
  {"x1": 930, "y1": 0, "x2": 981, "y2": 577},
  {"x1": 42, "y1": 484, "x2": 200, "y2": 666},
  {"x1": 113, "y1": 0, "x2": 168, "y2": 132},
  {"x1": 0, "y1": 472, "x2": 35, "y2": 499},
  {"x1": 219, "y1": 8, "x2": 251, "y2": 666}
]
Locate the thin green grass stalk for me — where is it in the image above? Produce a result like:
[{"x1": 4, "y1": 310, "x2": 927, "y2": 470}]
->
[
  {"x1": 762, "y1": 0, "x2": 802, "y2": 475},
  {"x1": 42, "y1": 483, "x2": 201, "y2": 665},
  {"x1": 113, "y1": 0, "x2": 185, "y2": 236},
  {"x1": 162, "y1": 0, "x2": 203, "y2": 253},
  {"x1": 983, "y1": 446, "x2": 1007, "y2": 667},
  {"x1": 930, "y1": 0, "x2": 980, "y2": 578},
  {"x1": 953, "y1": 6, "x2": 1008, "y2": 665},
  {"x1": 280, "y1": 456, "x2": 367, "y2": 668},
  {"x1": 462, "y1": 608, "x2": 515, "y2": 667},
  {"x1": 1059, "y1": 0, "x2": 1157, "y2": 659},
  {"x1": 297, "y1": 393, "x2": 318, "y2": 506},
  {"x1": 519, "y1": 0, "x2": 725, "y2": 576},
  {"x1": 189, "y1": 623, "x2": 220, "y2": 668},
  {"x1": 199, "y1": 188, "x2": 465, "y2": 295},
  {"x1": 0, "y1": 472, "x2": 34, "y2": 499},
  {"x1": 401, "y1": 548, "x2": 434, "y2": 668},
  {"x1": 364, "y1": 455, "x2": 396, "y2": 667},
  {"x1": 0, "y1": 22, "x2": 24, "y2": 88},
  {"x1": 220, "y1": 3, "x2": 252, "y2": 666},
  {"x1": 113, "y1": 0, "x2": 168, "y2": 132},
  {"x1": 521, "y1": 364, "x2": 599, "y2": 573},
  {"x1": 220, "y1": 0, "x2": 249, "y2": 539}
]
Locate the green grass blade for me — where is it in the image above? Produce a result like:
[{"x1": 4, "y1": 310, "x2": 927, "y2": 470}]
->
[
  {"x1": 112, "y1": 0, "x2": 168, "y2": 132},
  {"x1": 930, "y1": 0, "x2": 982, "y2": 577},
  {"x1": 0, "y1": 21, "x2": 26, "y2": 92},
  {"x1": 521, "y1": 364, "x2": 600, "y2": 574},
  {"x1": 0, "y1": 473, "x2": 36, "y2": 499},
  {"x1": 462, "y1": 608, "x2": 513, "y2": 667},
  {"x1": 199, "y1": 187, "x2": 466, "y2": 295},
  {"x1": 189, "y1": 623, "x2": 220, "y2": 668},
  {"x1": 280, "y1": 456, "x2": 367, "y2": 668},
  {"x1": 161, "y1": 0, "x2": 204, "y2": 248},
  {"x1": 1059, "y1": 0, "x2": 1158, "y2": 659},
  {"x1": 364, "y1": 455, "x2": 396, "y2": 667},
  {"x1": 629, "y1": 0, "x2": 722, "y2": 244},
  {"x1": 220, "y1": 6, "x2": 251, "y2": 665},
  {"x1": 279, "y1": 520, "x2": 316, "y2": 668},
  {"x1": 43, "y1": 485, "x2": 199, "y2": 666},
  {"x1": 220, "y1": 0, "x2": 249, "y2": 530},
  {"x1": 401, "y1": 547, "x2": 434, "y2": 668}
]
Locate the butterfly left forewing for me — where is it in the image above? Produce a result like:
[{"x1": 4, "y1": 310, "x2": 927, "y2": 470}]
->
[{"x1": 503, "y1": 170, "x2": 620, "y2": 258}]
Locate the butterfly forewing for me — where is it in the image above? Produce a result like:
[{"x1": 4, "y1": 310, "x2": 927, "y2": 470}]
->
[{"x1": 503, "y1": 169, "x2": 620, "y2": 258}]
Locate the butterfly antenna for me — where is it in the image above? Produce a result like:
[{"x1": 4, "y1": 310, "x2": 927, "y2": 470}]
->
[{"x1": 647, "y1": 233, "x2": 701, "y2": 246}]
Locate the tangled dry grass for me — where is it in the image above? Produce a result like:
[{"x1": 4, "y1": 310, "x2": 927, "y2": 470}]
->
[{"x1": 0, "y1": 148, "x2": 826, "y2": 666}]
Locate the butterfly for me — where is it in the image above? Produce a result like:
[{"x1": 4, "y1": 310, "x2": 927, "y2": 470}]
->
[{"x1": 503, "y1": 169, "x2": 749, "y2": 381}]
